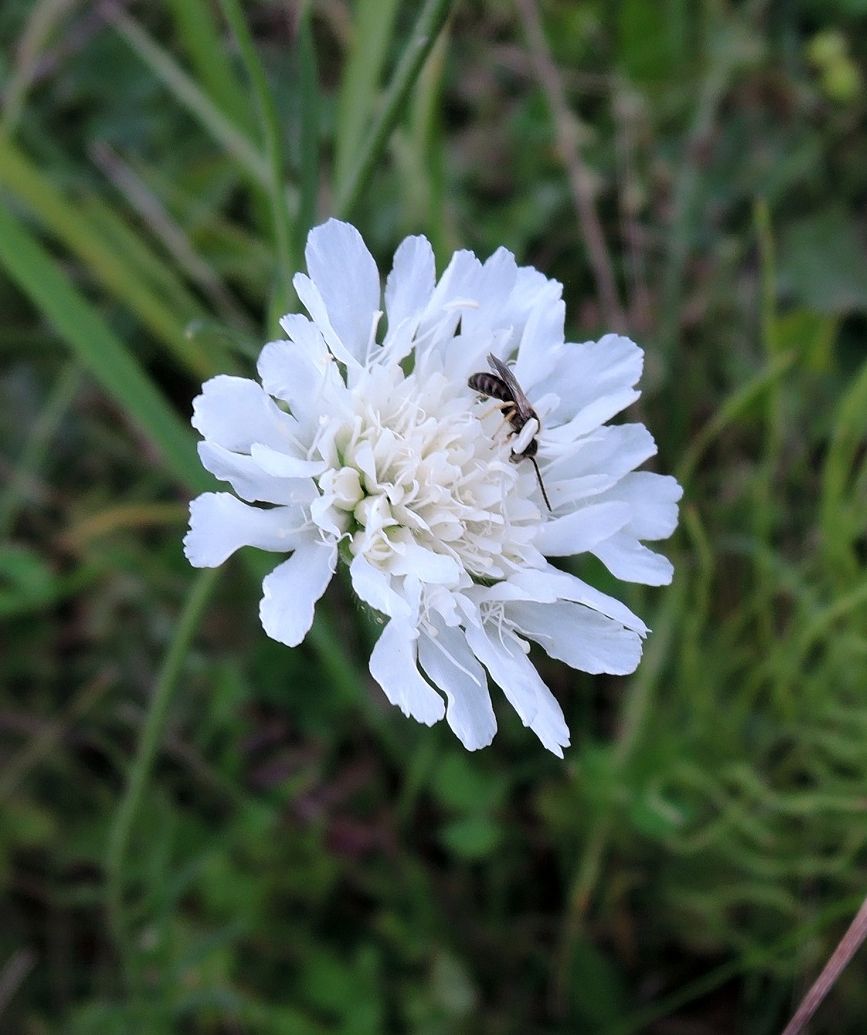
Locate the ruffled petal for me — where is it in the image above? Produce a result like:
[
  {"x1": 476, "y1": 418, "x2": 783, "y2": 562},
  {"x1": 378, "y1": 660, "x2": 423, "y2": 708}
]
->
[
  {"x1": 508, "y1": 600, "x2": 642, "y2": 675},
  {"x1": 184, "y1": 493, "x2": 304, "y2": 567},
  {"x1": 462, "y1": 247, "x2": 518, "y2": 340},
  {"x1": 507, "y1": 564, "x2": 648, "y2": 635},
  {"x1": 191, "y1": 375, "x2": 297, "y2": 452},
  {"x1": 259, "y1": 325, "x2": 346, "y2": 424},
  {"x1": 536, "y1": 335, "x2": 644, "y2": 426},
  {"x1": 418, "y1": 624, "x2": 497, "y2": 750},
  {"x1": 304, "y1": 219, "x2": 381, "y2": 364},
  {"x1": 369, "y1": 618, "x2": 445, "y2": 725},
  {"x1": 600, "y1": 472, "x2": 683, "y2": 540},
  {"x1": 593, "y1": 532, "x2": 674, "y2": 586},
  {"x1": 259, "y1": 537, "x2": 337, "y2": 647},
  {"x1": 415, "y1": 249, "x2": 483, "y2": 359},
  {"x1": 544, "y1": 389, "x2": 641, "y2": 443},
  {"x1": 198, "y1": 442, "x2": 316, "y2": 505},
  {"x1": 464, "y1": 623, "x2": 570, "y2": 757},
  {"x1": 349, "y1": 553, "x2": 412, "y2": 619},
  {"x1": 384, "y1": 234, "x2": 436, "y2": 333},
  {"x1": 249, "y1": 443, "x2": 327, "y2": 479},
  {"x1": 546, "y1": 424, "x2": 656, "y2": 482},
  {"x1": 534, "y1": 500, "x2": 631, "y2": 556}
]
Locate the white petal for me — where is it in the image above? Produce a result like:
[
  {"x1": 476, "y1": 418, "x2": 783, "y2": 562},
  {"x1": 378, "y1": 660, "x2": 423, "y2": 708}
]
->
[
  {"x1": 536, "y1": 335, "x2": 644, "y2": 425},
  {"x1": 369, "y1": 618, "x2": 445, "y2": 725},
  {"x1": 602, "y1": 472, "x2": 683, "y2": 540},
  {"x1": 509, "y1": 564, "x2": 648, "y2": 635},
  {"x1": 418, "y1": 625, "x2": 496, "y2": 750},
  {"x1": 292, "y1": 272, "x2": 358, "y2": 368},
  {"x1": 259, "y1": 329, "x2": 345, "y2": 424},
  {"x1": 508, "y1": 600, "x2": 642, "y2": 675},
  {"x1": 534, "y1": 500, "x2": 631, "y2": 556},
  {"x1": 464, "y1": 624, "x2": 570, "y2": 757},
  {"x1": 545, "y1": 388, "x2": 641, "y2": 442},
  {"x1": 415, "y1": 249, "x2": 482, "y2": 353},
  {"x1": 191, "y1": 375, "x2": 297, "y2": 452},
  {"x1": 198, "y1": 442, "x2": 315, "y2": 505},
  {"x1": 593, "y1": 532, "x2": 674, "y2": 586},
  {"x1": 388, "y1": 543, "x2": 462, "y2": 584},
  {"x1": 259, "y1": 538, "x2": 337, "y2": 647},
  {"x1": 514, "y1": 289, "x2": 564, "y2": 388},
  {"x1": 462, "y1": 247, "x2": 518, "y2": 339},
  {"x1": 546, "y1": 424, "x2": 657, "y2": 482},
  {"x1": 349, "y1": 553, "x2": 412, "y2": 619},
  {"x1": 184, "y1": 493, "x2": 304, "y2": 567},
  {"x1": 305, "y1": 219, "x2": 381, "y2": 364},
  {"x1": 248, "y1": 442, "x2": 327, "y2": 479},
  {"x1": 384, "y1": 235, "x2": 435, "y2": 331}
]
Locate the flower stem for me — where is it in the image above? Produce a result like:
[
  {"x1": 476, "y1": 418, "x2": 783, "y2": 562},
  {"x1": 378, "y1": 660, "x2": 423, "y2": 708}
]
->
[
  {"x1": 334, "y1": 0, "x2": 454, "y2": 220},
  {"x1": 106, "y1": 568, "x2": 220, "y2": 977}
]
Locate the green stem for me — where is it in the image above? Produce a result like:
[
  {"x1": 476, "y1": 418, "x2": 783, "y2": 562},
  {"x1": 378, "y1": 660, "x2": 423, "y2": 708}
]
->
[
  {"x1": 217, "y1": 0, "x2": 295, "y2": 330},
  {"x1": 106, "y1": 568, "x2": 220, "y2": 974},
  {"x1": 334, "y1": 0, "x2": 454, "y2": 219}
]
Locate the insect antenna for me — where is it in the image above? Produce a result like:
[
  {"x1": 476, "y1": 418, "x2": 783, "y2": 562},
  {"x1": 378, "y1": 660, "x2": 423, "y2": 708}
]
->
[{"x1": 529, "y1": 457, "x2": 552, "y2": 511}]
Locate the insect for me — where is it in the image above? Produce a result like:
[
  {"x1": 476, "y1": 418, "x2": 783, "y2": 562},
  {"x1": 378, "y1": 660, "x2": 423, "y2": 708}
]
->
[{"x1": 468, "y1": 353, "x2": 552, "y2": 510}]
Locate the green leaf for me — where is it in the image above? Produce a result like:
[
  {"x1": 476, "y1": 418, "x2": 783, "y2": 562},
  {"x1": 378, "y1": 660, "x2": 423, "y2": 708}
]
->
[
  {"x1": 439, "y1": 815, "x2": 503, "y2": 859},
  {"x1": 779, "y1": 208, "x2": 867, "y2": 314},
  {"x1": 430, "y1": 752, "x2": 505, "y2": 812}
]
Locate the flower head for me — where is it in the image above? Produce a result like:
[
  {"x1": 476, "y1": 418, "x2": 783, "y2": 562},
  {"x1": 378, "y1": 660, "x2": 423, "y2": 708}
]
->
[{"x1": 184, "y1": 220, "x2": 681, "y2": 755}]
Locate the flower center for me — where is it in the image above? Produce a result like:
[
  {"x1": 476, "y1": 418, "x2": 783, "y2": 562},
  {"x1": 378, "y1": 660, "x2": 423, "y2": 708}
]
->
[{"x1": 310, "y1": 363, "x2": 541, "y2": 583}]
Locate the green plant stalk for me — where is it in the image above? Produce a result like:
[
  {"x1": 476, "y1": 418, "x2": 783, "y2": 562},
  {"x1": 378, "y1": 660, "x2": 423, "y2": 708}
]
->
[
  {"x1": 334, "y1": 0, "x2": 454, "y2": 219},
  {"x1": 217, "y1": 0, "x2": 295, "y2": 331},
  {"x1": 106, "y1": 568, "x2": 220, "y2": 968}
]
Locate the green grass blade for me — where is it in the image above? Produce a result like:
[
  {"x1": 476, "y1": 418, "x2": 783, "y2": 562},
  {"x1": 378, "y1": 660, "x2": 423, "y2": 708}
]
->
[
  {"x1": 0, "y1": 204, "x2": 209, "y2": 491},
  {"x1": 0, "y1": 138, "x2": 214, "y2": 378},
  {"x1": 0, "y1": 0, "x2": 76, "y2": 134},
  {"x1": 107, "y1": 6, "x2": 270, "y2": 191},
  {"x1": 335, "y1": 0, "x2": 454, "y2": 219},
  {"x1": 295, "y1": 6, "x2": 320, "y2": 254},
  {"x1": 334, "y1": 0, "x2": 400, "y2": 195},
  {"x1": 164, "y1": 0, "x2": 252, "y2": 134},
  {"x1": 216, "y1": 0, "x2": 295, "y2": 329}
]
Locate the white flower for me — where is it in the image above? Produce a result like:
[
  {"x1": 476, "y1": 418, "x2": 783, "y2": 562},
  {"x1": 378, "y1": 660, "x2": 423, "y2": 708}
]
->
[{"x1": 184, "y1": 219, "x2": 682, "y2": 756}]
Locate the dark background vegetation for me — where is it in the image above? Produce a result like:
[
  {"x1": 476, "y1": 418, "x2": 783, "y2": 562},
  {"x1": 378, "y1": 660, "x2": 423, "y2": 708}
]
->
[{"x1": 2, "y1": 0, "x2": 867, "y2": 1031}]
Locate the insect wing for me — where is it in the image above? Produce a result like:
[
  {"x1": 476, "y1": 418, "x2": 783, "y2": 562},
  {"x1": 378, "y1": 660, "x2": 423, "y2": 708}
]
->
[{"x1": 487, "y1": 354, "x2": 534, "y2": 420}]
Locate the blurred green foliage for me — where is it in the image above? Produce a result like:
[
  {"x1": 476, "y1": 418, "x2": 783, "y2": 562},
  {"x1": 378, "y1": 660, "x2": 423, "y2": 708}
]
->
[{"x1": 2, "y1": 0, "x2": 867, "y2": 1032}]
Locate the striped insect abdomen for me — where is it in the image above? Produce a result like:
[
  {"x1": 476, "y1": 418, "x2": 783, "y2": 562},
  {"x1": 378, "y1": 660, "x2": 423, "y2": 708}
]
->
[{"x1": 467, "y1": 372, "x2": 511, "y2": 402}]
